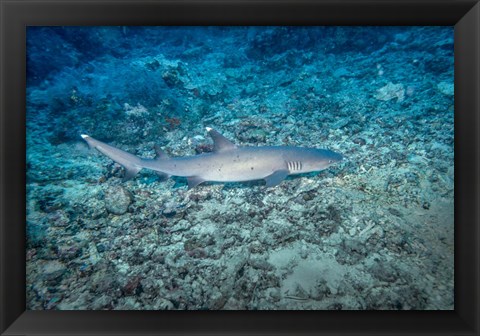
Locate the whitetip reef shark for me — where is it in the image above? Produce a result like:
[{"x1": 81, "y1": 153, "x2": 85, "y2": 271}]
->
[{"x1": 81, "y1": 127, "x2": 343, "y2": 189}]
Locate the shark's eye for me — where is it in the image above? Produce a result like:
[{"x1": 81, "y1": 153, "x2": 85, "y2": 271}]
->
[{"x1": 328, "y1": 160, "x2": 333, "y2": 164}]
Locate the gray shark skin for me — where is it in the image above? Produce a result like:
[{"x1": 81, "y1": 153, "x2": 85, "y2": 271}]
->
[{"x1": 81, "y1": 127, "x2": 343, "y2": 189}]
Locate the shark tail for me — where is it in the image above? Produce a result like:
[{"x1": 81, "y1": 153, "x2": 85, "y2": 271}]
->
[{"x1": 81, "y1": 134, "x2": 147, "y2": 181}]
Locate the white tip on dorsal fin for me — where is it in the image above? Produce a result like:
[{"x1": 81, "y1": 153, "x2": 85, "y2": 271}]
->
[
  {"x1": 81, "y1": 134, "x2": 89, "y2": 139},
  {"x1": 206, "y1": 127, "x2": 236, "y2": 152}
]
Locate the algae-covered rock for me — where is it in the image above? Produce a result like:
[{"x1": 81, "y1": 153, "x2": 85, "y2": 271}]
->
[
  {"x1": 237, "y1": 128, "x2": 268, "y2": 143},
  {"x1": 437, "y1": 81, "x2": 454, "y2": 96},
  {"x1": 41, "y1": 260, "x2": 67, "y2": 281},
  {"x1": 375, "y1": 82, "x2": 405, "y2": 102},
  {"x1": 104, "y1": 186, "x2": 132, "y2": 215},
  {"x1": 57, "y1": 244, "x2": 81, "y2": 261}
]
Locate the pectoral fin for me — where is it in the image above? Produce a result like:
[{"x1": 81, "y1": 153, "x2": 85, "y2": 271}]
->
[
  {"x1": 187, "y1": 176, "x2": 205, "y2": 189},
  {"x1": 123, "y1": 165, "x2": 142, "y2": 181},
  {"x1": 264, "y1": 170, "x2": 289, "y2": 187}
]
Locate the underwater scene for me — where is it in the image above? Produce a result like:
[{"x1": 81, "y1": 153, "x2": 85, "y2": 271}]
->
[{"x1": 26, "y1": 26, "x2": 454, "y2": 310}]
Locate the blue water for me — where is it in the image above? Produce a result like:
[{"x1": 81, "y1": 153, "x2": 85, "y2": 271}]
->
[{"x1": 26, "y1": 26, "x2": 454, "y2": 310}]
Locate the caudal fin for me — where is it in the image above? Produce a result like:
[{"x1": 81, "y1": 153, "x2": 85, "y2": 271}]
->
[
  {"x1": 81, "y1": 134, "x2": 94, "y2": 149},
  {"x1": 81, "y1": 134, "x2": 144, "y2": 181}
]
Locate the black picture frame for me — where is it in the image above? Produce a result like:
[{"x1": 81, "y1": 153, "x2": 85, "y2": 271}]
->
[{"x1": 1, "y1": 0, "x2": 479, "y2": 335}]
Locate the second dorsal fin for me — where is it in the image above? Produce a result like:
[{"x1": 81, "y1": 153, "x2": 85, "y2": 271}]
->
[
  {"x1": 154, "y1": 144, "x2": 169, "y2": 160},
  {"x1": 206, "y1": 127, "x2": 237, "y2": 152}
]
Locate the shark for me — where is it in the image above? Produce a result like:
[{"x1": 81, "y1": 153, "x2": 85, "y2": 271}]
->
[{"x1": 81, "y1": 127, "x2": 343, "y2": 189}]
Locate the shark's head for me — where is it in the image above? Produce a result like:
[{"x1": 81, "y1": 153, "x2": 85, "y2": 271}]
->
[{"x1": 298, "y1": 148, "x2": 344, "y2": 173}]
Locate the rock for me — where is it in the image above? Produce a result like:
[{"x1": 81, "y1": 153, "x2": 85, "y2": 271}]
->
[
  {"x1": 249, "y1": 257, "x2": 274, "y2": 271},
  {"x1": 184, "y1": 235, "x2": 215, "y2": 252},
  {"x1": 333, "y1": 67, "x2": 350, "y2": 78},
  {"x1": 47, "y1": 210, "x2": 70, "y2": 227},
  {"x1": 208, "y1": 290, "x2": 227, "y2": 309},
  {"x1": 88, "y1": 242, "x2": 101, "y2": 265},
  {"x1": 375, "y1": 82, "x2": 405, "y2": 102},
  {"x1": 162, "y1": 68, "x2": 182, "y2": 88},
  {"x1": 104, "y1": 186, "x2": 132, "y2": 215},
  {"x1": 300, "y1": 244, "x2": 309, "y2": 259},
  {"x1": 122, "y1": 276, "x2": 143, "y2": 296},
  {"x1": 248, "y1": 241, "x2": 265, "y2": 254},
  {"x1": 162, "y1": 203, "x2": 177, "y2": 217},
  {"x1": 352, "y1": 137, "x2": 366, "y2": 146},
  {"x1": 223, "y1": 297, "x2": 246, "y2": 310},
  {"x1": 57, "y1": 244, "x2": 81, "y2": 261},
  {"x1": 237, "y1": 128, "x2": 268, "y2": 143},
  {"x1": 266, "y1": 287, "x2": 281, "y2": 302},
  {"x1": 27, "y1": 221, "x2": 47, "y2": 248},
  {"x1": 388, "y1": 207, "x2": 403, "y2": 217},
  {"x1": 335, "y1": 239, "x2": 367, "y2": 265},
  {"x1": 91, "y1": 269, "x2": 118, "y2": 293},
  {"x1": 156, "y1": 298, "x2": 174, "y2": 310},
  {"x1": 96, "y1": 242, "x2": 107, "y2": 253},
  {"x1": 437, "y1": 81, "x2": 454, "y2": 96},
  {"x1": 41, "y1": 260, "x2": 67, "y2": 281},
  {"x1": 194, "y1": 143, "x2": 213, "y2": 154},
  {"x1": 90, "y1": 294, "x2": 112, "y2": 309},
  {"x1": 368, "y1": 262, "x2": 399, "y2": 282}
]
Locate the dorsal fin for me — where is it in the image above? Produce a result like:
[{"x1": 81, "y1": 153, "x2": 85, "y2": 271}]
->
[
  {"x1": 206, "y1": 127, "x2": 236, "y2": 153},
  {"x1": 154, "y1": 144, "x2": 169, "y2": 160}
]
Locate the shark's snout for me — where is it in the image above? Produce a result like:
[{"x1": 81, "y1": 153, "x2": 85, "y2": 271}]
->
[
  {"x1": 332, "y1": 152, "x2": 344, "y2": 162},
  {"x1": 324, "y1": 149, "x2": 344, "y2": 164}
]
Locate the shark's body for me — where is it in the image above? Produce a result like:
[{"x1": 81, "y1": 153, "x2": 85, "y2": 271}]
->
[{"x1": 81, "y1": 127, "x2": 343, "y2": 188}]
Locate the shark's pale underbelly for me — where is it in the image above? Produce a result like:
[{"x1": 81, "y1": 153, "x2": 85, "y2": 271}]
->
[{"x1": 200, "y1": 165, "x2": 274, "y2": 182}]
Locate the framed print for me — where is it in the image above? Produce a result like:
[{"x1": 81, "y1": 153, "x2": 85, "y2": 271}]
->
[
  {"x1": 1, "y1": 0, "x2": 479, "y2": 335},
  {"x1": 24, "y1": 25, "x2": 456, "y2": 311}
]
